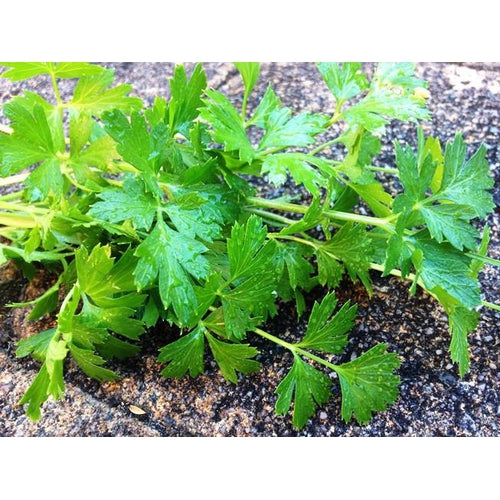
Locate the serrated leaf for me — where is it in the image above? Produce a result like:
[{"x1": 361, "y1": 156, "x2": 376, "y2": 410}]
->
[
  {"x1": 297, "y1": 293, "x2": 357, "y2": 354},
  {"x1": 168, "y1": 63, "x2": 207, "y2": 137},
  {"x1": 420, "y1": 204, "x2": 479, "y2": 251},
  {"x1": 200, "y1": 89, "x2": 255, "y2": 163},
  {"x1": 164, "y1": 191, "x2": 224, "y2": 242},
  {"x1": 69, "y1": 344, "x2": 120, "y2": 381},
  {"x1": 25, "y1": 157, "x2": 64, "y2": 201},
  {"x1": 234, "y1": 62, "x2": 260, "y2": 98},
  {"x1": 134, "y1": 218, "x2": 209, "y2": 326},
  {"x1": 438, "y1": 135, "x2": 494, "y2": 218},
  {"x1": 262, "y1": 153, "x2": 325, "y2": 197},
  {"x1": 205, "y1": 331, "x2": 260, "y2": 383},
  {"x1": 318, "y1": 223, "x2": 373, "y2": 293},
  {"x1": 277, "y1": 242, "x2": 315, "y2": 291},
  {"x1": 316, "y1": 62, "x2": 368, "y2": 103},
  {"x1": 0, "y1": 62, "x2": 105, "y2": 81},
  {"x1": 222, "y1": 216, "x2": 281, "y2": 339},
  {"x1": 102, "y1": 110, "x2": 168, "y2": 180},
  {"x1": 275, "y1": 355, "x2": 332, "y2": 429},
  {"x1": 449, "y1": 307, "x2": 479, "y2": 377},
  {"x1": 258, "y1": 109, "x2": 327, "y2": 151},
  {"x1": 336, "y1": 343, "x2": 401, "y2": 424},
  {"x1": 89, "y1": 174, "x2": 157, "y2": 231},
  {"x1": 0, "y1": 102, "x2": 60, "y2": 175},
  {"x1": 158, "y1": 325, "x2": 205, "y2": 378},
  {"x1": 343, "y1": 89, "x2": 429, "y2": 134},
  {"x1": 18, "y1": 363, "x2": 52, "y2": 421},
  {"x1": 414, "y1": 236, "x2": 481, "y2": 308},
  {"x1": 16, "y1": 328, "x2": 57, "y2": 361},
  {"x1": 69, "y1": 69, "x2": 142, "y2": 116}
]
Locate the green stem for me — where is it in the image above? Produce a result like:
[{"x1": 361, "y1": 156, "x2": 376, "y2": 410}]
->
[
  {"x1": 246, "y1": 207, "x2": 297, "y2": 226},
  {"x1": 253, "y1": 327, "x2": 340, "y2": 372},
  {"x1": 0, "y1": 213, "x2": 36, "y2": 228},
  {"x1": 309, "y1": 139, "x2": 340, "y2": 156},
  {"x1": 49, "y1": 70, "x2": 63, "y2": 108},
  {"x1": 241, "y1": 93, "x2": 249, "y2": 122},
  {"x1": 365, "y1": 165, "x2": 399, "y2": 175},
  {"x1": 0, "y1": 191, "x2": 22, "y2": 201},
  {"x1": 247, "y1": 196, "x2": 393, "y2": 230},
  {"x1": 0, "y1": 172, "x2": 29, "y2": 187},
  {"x1": 482, "y1": 300, "x2": 500, "y2": 312},
  {"x1": 466, "y1": 253, "x2": 500, "y2": 267}
]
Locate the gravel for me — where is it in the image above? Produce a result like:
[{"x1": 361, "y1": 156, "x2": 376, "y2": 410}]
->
[{"x1": 0, "y1": 62, "x2": 498, "y2": 436}]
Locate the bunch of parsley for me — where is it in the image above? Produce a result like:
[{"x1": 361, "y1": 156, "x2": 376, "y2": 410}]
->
[{"x1": 0, "y1": 62, "x2": 497, "y2": 429}]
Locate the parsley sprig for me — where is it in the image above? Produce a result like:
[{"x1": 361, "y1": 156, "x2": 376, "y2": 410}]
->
[{"x1": 0, "y1": 62, "x2": 497, "y2": 428}]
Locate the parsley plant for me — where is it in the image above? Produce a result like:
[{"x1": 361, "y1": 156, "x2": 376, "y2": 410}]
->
[{"x1": 0, "y1": 62, "x2": 497, "y2": 428}]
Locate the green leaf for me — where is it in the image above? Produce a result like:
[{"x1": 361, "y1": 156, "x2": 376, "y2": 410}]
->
[
  {"x1": 316, "y1": 62, "x2": 368, "y2": 103},
  {"x1": 393, "y1": 134, "x2": 493, "y2": 251},
  {"x1": 205, "y1": 331, "x2": 261, "y2": 383},
  {"x1": 449, "y1": 307, "x2": 479, "y2": 377},
  {"x1": 134, "y1": 219, "x2": 209, "y2": 325},
  {"x1": 0, "y1": 62, "x2": 106, "y2": 81},
  {"x1": 0, "y1": 102, "x2": 60, "y2": 175},
  {"x1": 373, "y1": 63, "x2": 426, "y2": 92},
  {"x1": 163, "y1": 191, "x2": 224, "y2": 242},
  {"x1": 438, "y1": 135, "x2": 494, "y2": 218},
  {"x1": 25, "y1": 157, "x2": 64, "y2": 201},
  {"x1": 343, "y1": 89, "x2": 429, "y2": 134},
  {"x1": 222, "y1": 216, "x2": 281, "y2": 339},
  {"x1": 68, "y1": 344, "x2": 120, "y2": 381},
  {"x1": 317, "y1": 223, "x2": 373, "y2": 293},
  {"x1": 234, "y1": 62, "x2": 260, "y2": 98},
  {"x1": 18, "y1": 363, "x2": 52, "y2": 420},
  {"x1": 258, "y1": 109, "x2": 327, "y2": 151},
  {"x1": 275, "y1": 355, "x2": 332, "y2": 429},
  {"x1": 16, "y1": 328, "x2": 57, "y2": 361},
  {"x1": 102, "y1": 110, "x2": 168, "y2": 177},
  {"x1": 414, "y1": 236, "x2": 481, "y2": 308},
  {"x1": 262, "y1": 153, "x2": 325, "y2": 197},
  {"x1": 89, "y1": 175, "x2": 157, "y2": 231},
  {"x1": 470, "y1": 225, "x2": 490, "y2": 277},
  {"x1": 76, "y1": 245, "x2": 114, "y2": 298},
  {"x1": 297, "y1": 293, "x2": 357, "y2": 354},
  {"x1": 69, "y1": 69, "x2": 142, "y2": 116},
  {"x1": 168, "y1": 63, "x2": 207, "y2": 137},
  {"x1": 419, "y1": 204, "x2": 479, "y2": 251},
  {"x1": 277, "y1": 242, "x2": 315, "y2": 291},
  {"x1": 200, "y1": 89, "x2": 255, "y2": 163},
  {"x1": 351, "y1": 181, "x2": 393, "y2": 218},
  {"x1": 0, "y1": 62, "x2": 53, "y2": 81},
  {"x1": 158, "y1": 325, "x2": 205, "y2": 378},
  {"x1": 336, "y1": 343, "x2": 401, "y2": 424},
  {"x1": 250, "y1": 85, "x2": 282, "y2": 128}
]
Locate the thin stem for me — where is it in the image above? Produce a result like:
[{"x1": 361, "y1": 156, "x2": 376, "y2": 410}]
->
[
  {"x1": 309, "y1": 139, "x2": 340, "y2": 156},
  {"x1": 50, "y1": 70, "x2": 63, "y2": 107},
  {"x1": 0, "y1": 200, "x2": 48, "y2": 214},
  {"x1": 253, "y1": 327, "x2": 340, "y2": 372},
  {"x1": 0, "y1": 213, "x2": 36, "y2": 228},
  {"x1": 248, "y1": 196, "x2": 394, "y2": 231},
  {"x1": 241, "y1": 93, "x2": 249, "y2": 122},
  {"x1": 267, "y1": 232, "x2": 318, "y2": 250},
  {"x1": 482, "y1": 300, "x2": 500, "y2": 312},
  {"x1": 0, "y1": 172, "x2": 29, "y2": 187},
  {"x1": 466, "y1": 253, "x2": 500, "y2": 268},
  {"x1": 246, "y1": 207, "x2": 297, "y2": 226},
  {"x1": 365, "y1": 165, "x2": 399, "y2": 175},
  {"x1": 0, "y1": 191, "x2": 23, "y2": 201}
]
